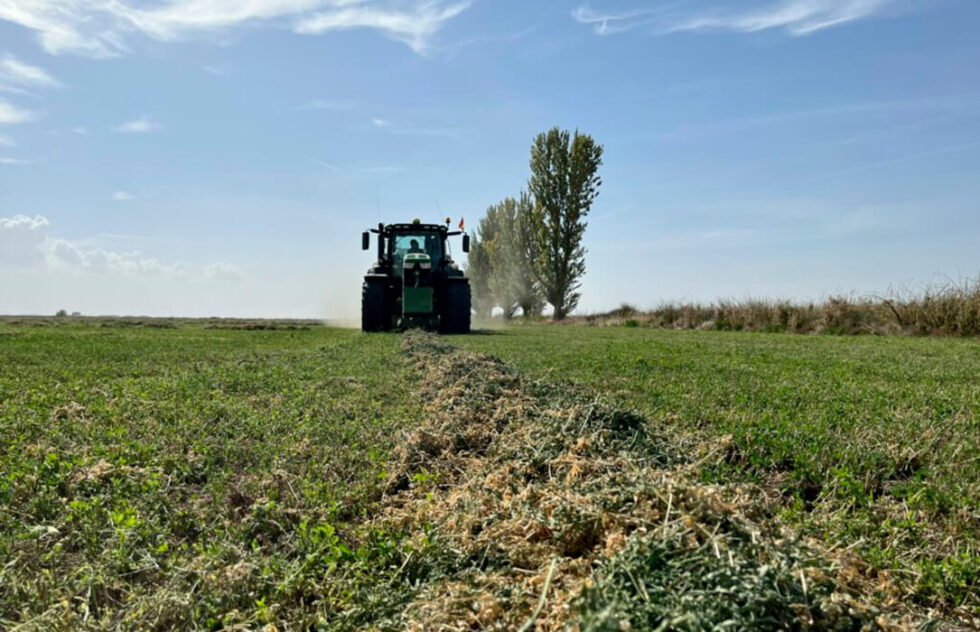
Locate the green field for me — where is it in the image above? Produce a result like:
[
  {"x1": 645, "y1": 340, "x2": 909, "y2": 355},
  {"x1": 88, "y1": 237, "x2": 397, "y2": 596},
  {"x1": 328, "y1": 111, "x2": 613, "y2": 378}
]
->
[
  {"x1": 0, "y1": 324, "x2": 418, "y2": 630},
  {"x1": 1, "y1": 321, "x2": 977, "y2": 629},
  {"x1": 458, "y1": 327, "x2": 980, "y2": 611}
]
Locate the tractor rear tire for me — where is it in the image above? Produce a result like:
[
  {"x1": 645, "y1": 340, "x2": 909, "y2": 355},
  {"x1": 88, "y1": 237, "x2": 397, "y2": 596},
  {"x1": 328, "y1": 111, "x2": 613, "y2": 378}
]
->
[
  {"x1": 441, "y1": 281, "x2": 471, "y2": 334},
  {"x1": 361, "y1": 279, "x2": 389, "y2": 332}
]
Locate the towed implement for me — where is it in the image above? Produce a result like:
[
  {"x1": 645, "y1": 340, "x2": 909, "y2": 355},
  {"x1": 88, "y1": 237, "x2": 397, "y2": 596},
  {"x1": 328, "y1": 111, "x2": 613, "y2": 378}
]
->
[{"x1": 360, "y1": 220, "x2": 471, "y2": 333}]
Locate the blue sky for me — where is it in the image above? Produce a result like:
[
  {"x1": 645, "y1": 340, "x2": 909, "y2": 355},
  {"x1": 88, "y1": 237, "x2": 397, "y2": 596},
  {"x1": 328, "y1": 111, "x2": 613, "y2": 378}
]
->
[{"x1": 1, "y1": 0, "x2": 978, "y2": 318}]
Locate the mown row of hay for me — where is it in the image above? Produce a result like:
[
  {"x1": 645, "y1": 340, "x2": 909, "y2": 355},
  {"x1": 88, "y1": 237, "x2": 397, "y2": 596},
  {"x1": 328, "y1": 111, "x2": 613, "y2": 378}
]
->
[
  {"x1": 366, "y1": 332, "x2": 925, "y2": 630},
  {"x1": 0, "y1": 316, "x2": 321, "y2": 329},
  {"x1": 577, "y1": 277, "x2": 980, "y2": 336}
]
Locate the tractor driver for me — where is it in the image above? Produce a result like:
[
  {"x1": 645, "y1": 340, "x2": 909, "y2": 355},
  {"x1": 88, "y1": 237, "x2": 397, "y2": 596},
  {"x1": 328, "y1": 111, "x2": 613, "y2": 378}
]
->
[{"x1": 408, "y1": 239, "x2": 424, "y2": 254}]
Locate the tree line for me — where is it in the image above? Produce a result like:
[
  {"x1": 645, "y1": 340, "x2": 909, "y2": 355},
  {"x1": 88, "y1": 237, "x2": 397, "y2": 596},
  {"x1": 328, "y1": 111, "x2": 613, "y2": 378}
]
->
[{"x1": 468, "y1": 127, "x2": 603, "y2": 320}]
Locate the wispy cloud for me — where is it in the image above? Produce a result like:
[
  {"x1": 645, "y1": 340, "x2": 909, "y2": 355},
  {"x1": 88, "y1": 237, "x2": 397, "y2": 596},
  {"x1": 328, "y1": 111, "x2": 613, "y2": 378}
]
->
[
  {"x1": 0, "y1": 98, "x2": 36, "y2": 124},
  {"x1": 571, "y1": 6, "x2": 670, "y2": 36},
  {"x1": 112, "y1": 191, "x2": 135, "y2": 201},
  {"x1": 574, "y1": 0, "x2": 903, "y2": 37},
  {"x1": 0, "y1": 156, "x2": 36, "y2": 165},
  {"x1": 381, "y1": 125, "x2": 466, "y2": 138},
  {"x1": 438, "y1": 26, "x2": 536, "y2": 58},
  {"x1": 0, "y1": 54, "x2": 61, "y2": 91},
  {"x1": 792, "y1": 139, "x2": 980, "y2": 187},
  {"x1": 354, "y1": 165, "x2": 404, "y2": 174},
  {"x1": 312, "y1": 159, "x2": 341, "y2": 172},
  {"x1": 0, "y1": 1, "x2": 471, "y2": 58},
  {"x1": 0, "y1": 2, "x2": 128, "y2": 58},
  {"x1": 311, "y1": 159, "x2": 404, "y2": 174},
  {"x1": 650, "y1": 97, "x2": 980, "y2": 142},
  {"x1": 72, "y1": 126, "x2": 89, "y2": 135},
  {"x1": 293, "y1": 98, "x2": 354, "y2": 111},
  {"x1": 295, "y1": 2, "x2": 471, "y2": 54},
  {"x1": 113, "y1": 115, "x2": 160, "y2": 134},
  {"x1": 0, "y1": 134, "x2": 13, "y2": 146},
  {"x1": 367, "y1": 116, "x2": 467, "y2": 138}
]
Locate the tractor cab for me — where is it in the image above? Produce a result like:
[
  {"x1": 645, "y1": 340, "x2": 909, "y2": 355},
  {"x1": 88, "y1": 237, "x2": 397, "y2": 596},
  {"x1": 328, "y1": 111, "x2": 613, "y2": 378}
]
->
[
  {"x1": 390, "y1": 231, "x2": 443, "y2": 279},
  {"x1": 360, "y1": 220, "x2": 471, "y2": 333}
]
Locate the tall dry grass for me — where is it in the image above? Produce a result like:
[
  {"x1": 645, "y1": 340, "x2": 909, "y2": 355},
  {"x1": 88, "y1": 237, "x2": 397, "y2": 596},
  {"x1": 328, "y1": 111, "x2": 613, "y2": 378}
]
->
[{"x1": 580, "y1": 276, "x2": 980, "y2": 336}]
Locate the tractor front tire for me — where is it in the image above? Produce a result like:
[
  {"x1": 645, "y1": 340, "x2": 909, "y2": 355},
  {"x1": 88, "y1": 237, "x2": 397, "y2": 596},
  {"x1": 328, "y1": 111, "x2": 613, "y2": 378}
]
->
[
  {"x1": 441, "y1": 281, "x2": 471, "y2": 334},
  {"x1": 361, "y1": 279, "x2": 389, "y2": 332}
]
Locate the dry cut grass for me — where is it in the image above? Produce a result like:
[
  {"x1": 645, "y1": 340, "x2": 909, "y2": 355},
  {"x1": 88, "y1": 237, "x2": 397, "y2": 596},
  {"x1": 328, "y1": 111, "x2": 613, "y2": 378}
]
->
[{"x1": 367, "y1": 332, "x2": 931, "y2": 630}]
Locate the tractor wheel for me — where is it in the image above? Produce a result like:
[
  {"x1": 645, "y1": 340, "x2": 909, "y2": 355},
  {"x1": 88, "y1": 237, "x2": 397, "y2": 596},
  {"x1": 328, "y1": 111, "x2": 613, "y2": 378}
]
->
[
  {"x1": 441, "y1": 281, "x2": 471, "y2": 334},
  {"x1": 361, "y1": 279, "x2": 389, "y2": 332}
]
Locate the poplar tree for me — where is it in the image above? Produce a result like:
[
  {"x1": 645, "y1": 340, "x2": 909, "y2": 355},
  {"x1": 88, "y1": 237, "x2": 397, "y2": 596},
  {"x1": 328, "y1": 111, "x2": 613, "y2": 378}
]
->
[
  {"x1": 465, "y1": 235, "x2": 495, "y2": 319},
  {"x1": 528, "y1": 127, "x2": 603, "y2": 320},
  {"x1": 488, "y1": 194, "x2": 543, "y2": 318},
  {"x1": 481, "y1": 203, "x2": 518, "y2": 318}
]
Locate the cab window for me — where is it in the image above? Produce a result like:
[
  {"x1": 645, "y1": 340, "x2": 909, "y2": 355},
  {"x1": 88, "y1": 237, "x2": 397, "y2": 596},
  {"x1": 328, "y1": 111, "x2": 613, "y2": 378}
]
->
[{"x1": 392, "y1": 233, "x2": 442, "y2": 274}]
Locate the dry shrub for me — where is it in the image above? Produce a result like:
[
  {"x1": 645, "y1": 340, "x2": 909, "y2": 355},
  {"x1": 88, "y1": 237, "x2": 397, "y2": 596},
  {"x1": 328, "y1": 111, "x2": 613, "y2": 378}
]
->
[
  {"x1": 815, "y1": 296, "x2": 879, "y2": 335},
  {"x1": 367, "y1": 332, "x2": 920, "y2": 630},
  {"x1": 574, "y1": 276, "x2": 980, "y2": 336},
  {"x1": 886, "y1": 277, "x2": 980, "y2": 336}
]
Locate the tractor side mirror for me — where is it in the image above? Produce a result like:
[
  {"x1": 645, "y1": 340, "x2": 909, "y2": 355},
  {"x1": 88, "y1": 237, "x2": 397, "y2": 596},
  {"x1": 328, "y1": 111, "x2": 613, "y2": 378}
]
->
[
  {"x1": 462, "y1": 234, "x2": 470, "y2": 253},
  {"x1": 362, "y1": 232, "x2": 370, "y2": 250}
]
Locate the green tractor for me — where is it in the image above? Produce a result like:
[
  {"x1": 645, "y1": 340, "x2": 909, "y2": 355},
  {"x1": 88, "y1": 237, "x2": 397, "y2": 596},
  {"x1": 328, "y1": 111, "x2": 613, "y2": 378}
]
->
[{"x1": 360, "y1": 220, "x2": 471, "y2": 333}]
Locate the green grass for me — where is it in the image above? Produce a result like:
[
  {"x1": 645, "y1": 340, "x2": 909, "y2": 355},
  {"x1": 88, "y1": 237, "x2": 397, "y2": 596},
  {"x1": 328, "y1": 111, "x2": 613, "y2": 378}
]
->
[
  {"x1": 0, "y1": 324, "x2": 419, "y2": 630},
  {"x1": 458, "y1": 326, "x2": 980, "y2": 612},
  {"x1": 2, "y1": 321, "x2": 978, "y2": 628}
]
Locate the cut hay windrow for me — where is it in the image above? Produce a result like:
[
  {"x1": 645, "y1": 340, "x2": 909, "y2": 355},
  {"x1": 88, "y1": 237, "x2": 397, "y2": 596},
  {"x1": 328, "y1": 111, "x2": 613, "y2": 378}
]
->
[{"x1": 366, "y1": 331, "x2": 923, "y2": 631}]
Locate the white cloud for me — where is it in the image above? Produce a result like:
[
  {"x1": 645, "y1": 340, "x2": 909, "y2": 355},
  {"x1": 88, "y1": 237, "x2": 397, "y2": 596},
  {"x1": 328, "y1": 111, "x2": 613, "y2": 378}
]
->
[
  {"x1": 0, "y1": 214, "x2": 49, "y2": 265},
  {"x1": 0, "y1": 1, "x2": 129, "y2": 58},
  {"x1": 1, "y1": 213, "x2": 243, "y2": 281},
  {"x1": 72, "y1": 126, "x2": 89, "y2": 135},
  {"x1": 113, "y1": 115, "x2": 160, "y2": 133},
  {"x1": 0, "y1": 156, "x2": 35, "y2": 164},
  {"x1": 0, "y1": 134, "x2": 12, "y2": 146},
  {"x1": 295, "y1": 2, "x2": 471, "y2": 54},
  {"x1": 0, "y1": 54, "x2": 61, "y2": 90},
  {"x1": 437, "y1": 25, "x2": 536, "y2": 58},
  {"x1": 112, "y1": 190, "x2": 135, "y2": 201},
  {"x1": 0, "y1": 1, "x2": 470, "y2": 58},
  {"x1": 0, "y1": 98, "x2": 37, "y2": 124},
  {"x1": 574, "y1": 0, "x2": 900, "y2": 37},
  {"x1": 49, "y1": 240, "x2": 190, "y2": 277},
  {"x1": 571, "y1": 6, "x2": 666, "y2": 36},
  {"x1": 203, "y1": 262, "x2": 244, "y2": 281},
  {"x1": 371, "y1": 117, "x2": 389, "y2": 127}
]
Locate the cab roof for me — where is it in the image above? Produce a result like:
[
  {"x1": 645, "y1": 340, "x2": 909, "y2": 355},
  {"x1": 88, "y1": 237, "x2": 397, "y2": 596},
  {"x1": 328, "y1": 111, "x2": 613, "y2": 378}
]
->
[{"x1": 385, "y1": 223, "x2": 447, "y2": 234}]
